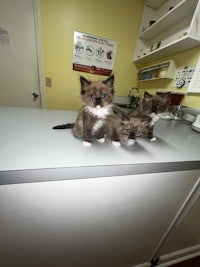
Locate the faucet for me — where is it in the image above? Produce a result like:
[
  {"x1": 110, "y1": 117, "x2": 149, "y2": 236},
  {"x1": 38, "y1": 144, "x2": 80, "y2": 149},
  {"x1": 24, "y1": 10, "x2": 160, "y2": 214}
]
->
[{"x1": 128, "y1": 87, "x2": 140, "y2": 109}]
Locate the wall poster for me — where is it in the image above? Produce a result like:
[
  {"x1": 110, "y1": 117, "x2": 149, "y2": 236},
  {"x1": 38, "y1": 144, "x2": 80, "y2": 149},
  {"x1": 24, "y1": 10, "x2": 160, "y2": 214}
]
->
[{"x1": 73, "y1": 31, "x2": 117, "y2": 76}]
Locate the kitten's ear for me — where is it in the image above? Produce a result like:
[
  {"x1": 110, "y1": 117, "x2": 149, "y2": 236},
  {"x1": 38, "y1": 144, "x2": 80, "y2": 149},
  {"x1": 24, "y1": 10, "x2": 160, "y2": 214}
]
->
[
  {"x1": 121, "y1": 113, "x2": 130, "y2": 122},
  {"x1": 141, "y1": 117, "x2": 151, "y2": 127},
  {"x1": 80, "y1": 76, "x2": 91, "y2": 95},
  {"x1": 164, "y1": 92, "x2": 171, "y2": 99},
  {"x1": 103, "y1": 75, "x2": 114, "y2": 86},
  {"x1": 144, "y1": 91, "x2": 152, "y2": 98},
  {"x1": 103, "y1": 75, "x2": 115, "y2": 94},
  {"x1": 80, "y1": 76, "x2": 91, "y2": 87},
  {"x1": 161, "y1": 92, "x2": 171, "y2": 103}
]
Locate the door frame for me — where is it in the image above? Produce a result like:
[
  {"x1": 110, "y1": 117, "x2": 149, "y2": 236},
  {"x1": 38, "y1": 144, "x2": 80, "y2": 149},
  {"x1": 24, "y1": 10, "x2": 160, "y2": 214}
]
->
[{"x1": 33, "y1": 0, "x2": 45, "y2": 108}]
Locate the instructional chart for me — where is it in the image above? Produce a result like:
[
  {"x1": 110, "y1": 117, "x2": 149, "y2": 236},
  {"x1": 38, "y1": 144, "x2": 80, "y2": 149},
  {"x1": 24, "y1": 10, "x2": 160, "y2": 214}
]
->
[{"x1": 73, "y1": 31, "x2": 117, "y2": 76}]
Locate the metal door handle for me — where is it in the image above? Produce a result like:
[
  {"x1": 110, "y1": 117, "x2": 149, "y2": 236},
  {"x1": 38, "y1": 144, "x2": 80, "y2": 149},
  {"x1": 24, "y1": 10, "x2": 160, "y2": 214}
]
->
[{"x1": 32, "y1": 92, "x2": 39, "y2": 99}]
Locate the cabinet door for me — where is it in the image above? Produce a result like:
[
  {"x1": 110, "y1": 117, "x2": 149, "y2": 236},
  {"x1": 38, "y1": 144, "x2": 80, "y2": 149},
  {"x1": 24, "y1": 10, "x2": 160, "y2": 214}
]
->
[
  {"x1": 0, "y1": 170, "x2": 199, "y2": 267},
  {"x1": 157, "y1": 184, "x2": 200, "y2": 265}
]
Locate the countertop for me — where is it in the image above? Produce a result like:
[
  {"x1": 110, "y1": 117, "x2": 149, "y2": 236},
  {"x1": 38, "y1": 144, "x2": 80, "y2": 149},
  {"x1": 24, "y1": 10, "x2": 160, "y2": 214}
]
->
[{"x1": 0, "y1": 106, "x2": 200, "y2": 185}]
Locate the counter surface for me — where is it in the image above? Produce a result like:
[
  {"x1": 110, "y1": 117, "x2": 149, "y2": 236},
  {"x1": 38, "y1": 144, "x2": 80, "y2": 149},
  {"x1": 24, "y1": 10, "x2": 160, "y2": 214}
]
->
[{"x1": 0, "y1": 106, "x2": 200, "y2": 184}]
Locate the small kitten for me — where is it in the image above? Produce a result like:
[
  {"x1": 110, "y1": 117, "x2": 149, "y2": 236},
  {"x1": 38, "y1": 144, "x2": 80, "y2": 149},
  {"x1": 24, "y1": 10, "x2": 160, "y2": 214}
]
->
[
  {"x1": 142, "y1": 91, "x2": 171, "y2": 115},
  {"x1": 106, "y1": 113, "x2": 152, "y2": 146},
  {"x1": 53, "y1": 75, "x2": 115, "y2": 147},
  {"x1": 129, "y1": 110, "x2": 156, "y2": 141},
  {"x1": 129, "y1": 91, "x2": 171, "y2": 141}
]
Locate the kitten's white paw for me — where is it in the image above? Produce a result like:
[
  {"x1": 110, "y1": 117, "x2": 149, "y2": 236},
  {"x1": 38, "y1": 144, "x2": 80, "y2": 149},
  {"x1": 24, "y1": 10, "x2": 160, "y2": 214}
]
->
[
  {"x1": 127, "y1": 139, "x2": 136, "y2": 146},
  {"x1": 150, "y1": 137, "x2": 157, "y2": 142},
  {"x1": 150, "y1": 113, "x2": 160, "y2": 126},
  {"x1": 83, "y1": 141, "x2": 92, "y2": 147},
  {"x1": 112, "y1": 141, "x2": 121, "y2": 147},
  {"x1": 97, "y1": 137, "x2": 105, "y2": 143}
]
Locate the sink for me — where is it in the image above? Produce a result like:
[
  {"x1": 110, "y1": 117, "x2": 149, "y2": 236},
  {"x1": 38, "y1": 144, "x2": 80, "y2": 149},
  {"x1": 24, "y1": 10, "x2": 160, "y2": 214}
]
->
[
  {"x1": 113, "y1": 95, "x2": 132, "y2": 106},
  {"x1": 181, "y1": 107, "x2": 200, "y2": 116}
]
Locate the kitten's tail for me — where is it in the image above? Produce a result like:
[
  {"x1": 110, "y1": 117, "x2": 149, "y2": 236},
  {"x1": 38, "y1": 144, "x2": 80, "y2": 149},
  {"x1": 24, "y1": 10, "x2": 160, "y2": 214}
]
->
[{"x1": 52, "y1": 123, "x2": 75, "y2": 129}]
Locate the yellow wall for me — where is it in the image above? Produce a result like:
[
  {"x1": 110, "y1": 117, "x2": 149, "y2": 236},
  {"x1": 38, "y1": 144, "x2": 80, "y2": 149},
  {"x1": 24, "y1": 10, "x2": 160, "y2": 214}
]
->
[
  {"x1": 40, "y1": 0, "x2": 200, "y2": 110},
  {"x1": 39, "y1": 0, "x2": 145, "y2": 110},
  {"x1": 136, "y1": 47, "x2": 200, "y2": 108}
]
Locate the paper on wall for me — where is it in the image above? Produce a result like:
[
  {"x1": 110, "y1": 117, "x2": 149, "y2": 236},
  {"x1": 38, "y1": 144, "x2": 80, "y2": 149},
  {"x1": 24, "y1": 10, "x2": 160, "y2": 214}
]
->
[{"x1": 73, "y1": 31, "x2": 117, "y2": 76}]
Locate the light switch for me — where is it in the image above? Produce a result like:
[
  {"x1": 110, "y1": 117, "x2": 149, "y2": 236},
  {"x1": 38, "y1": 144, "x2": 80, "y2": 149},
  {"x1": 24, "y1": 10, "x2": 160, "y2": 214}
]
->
[{"x1": 45, "y1": 77, "x2": 52, "y2": 87}]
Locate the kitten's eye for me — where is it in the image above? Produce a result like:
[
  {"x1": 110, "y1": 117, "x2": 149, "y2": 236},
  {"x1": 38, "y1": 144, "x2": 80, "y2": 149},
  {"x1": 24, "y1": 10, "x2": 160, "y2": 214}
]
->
[
  {"x1": 90, "y1": 94, "x2": 96, "y2": 99},
  {"x1": 101, "y1": 94, "x2": 106, "y2": 98},
  {"x1": 148, "y1": 104, "x2": 152, "y2": 108},
  {"x1": 125, "y1": 129, "x2": 131, "y2": 134},
  {"x1": 135, "y1": 130, "x2": 141, "y2": 136},
  {"x1": 157, "y1": 104, "x2": 160, "y2": 108}
]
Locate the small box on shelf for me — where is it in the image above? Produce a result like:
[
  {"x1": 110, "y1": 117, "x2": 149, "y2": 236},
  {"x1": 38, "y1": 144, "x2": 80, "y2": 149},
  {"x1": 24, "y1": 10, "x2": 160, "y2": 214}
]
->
[{"x1": 137, "y1": 60, "x2": 176, "y2": 81}]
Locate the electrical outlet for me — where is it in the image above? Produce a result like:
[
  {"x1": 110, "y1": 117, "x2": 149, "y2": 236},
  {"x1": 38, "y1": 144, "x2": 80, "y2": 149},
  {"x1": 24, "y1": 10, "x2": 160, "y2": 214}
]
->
[{"x1": 45, "y1": 77, "x2": 52, "y2": 87}]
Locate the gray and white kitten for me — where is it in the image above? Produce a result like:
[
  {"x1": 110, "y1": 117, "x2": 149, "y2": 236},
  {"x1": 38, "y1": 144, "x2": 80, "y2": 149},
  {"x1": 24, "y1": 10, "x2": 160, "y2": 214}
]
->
[
  {"x1": 142, "y1": 91, "x2": 171, "y2": 115},
  {"x1": 53, "y1": 75, "x2": 115, "y2": 147},
  {"x1": 106, "y1": 113, "x2": 152, "y2": 146},
  {"x1": 129, "y1": 91, "x2": 171, "y2": 141}
]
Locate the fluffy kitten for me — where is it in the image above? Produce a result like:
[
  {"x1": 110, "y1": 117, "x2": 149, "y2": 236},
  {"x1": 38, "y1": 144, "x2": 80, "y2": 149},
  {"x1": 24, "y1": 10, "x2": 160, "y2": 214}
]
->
[
  {"x1": 106, "y1": 113, "x2": 152, "y2": 146},
  {"x1": 142, "y1": 91, "x2": 171, "y2": 115},
  {"x1": 129, "y1": 91, "x2": 171, "y2": 141},
  {"x1": 129, "y1": 110, "x2": 156, "y2": 141},
  {"x1": 53, "y1": 75, "x2": 115, "y2": 147}
]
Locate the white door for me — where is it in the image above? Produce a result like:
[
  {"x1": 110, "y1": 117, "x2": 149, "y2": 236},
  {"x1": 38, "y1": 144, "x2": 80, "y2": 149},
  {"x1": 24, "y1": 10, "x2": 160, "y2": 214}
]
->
[{"x1": 0, "y1": 0, "x2": 43, "y2": 108}]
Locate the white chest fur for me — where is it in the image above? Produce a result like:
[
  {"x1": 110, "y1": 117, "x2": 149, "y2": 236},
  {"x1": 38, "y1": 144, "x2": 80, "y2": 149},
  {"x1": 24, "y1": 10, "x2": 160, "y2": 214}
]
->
[
  {"x1": 92, "y1": 120, "x2": 104, "y2": 134},
  {"x1": 85, "y1": 105, "x2": 112, "y2": 119}
]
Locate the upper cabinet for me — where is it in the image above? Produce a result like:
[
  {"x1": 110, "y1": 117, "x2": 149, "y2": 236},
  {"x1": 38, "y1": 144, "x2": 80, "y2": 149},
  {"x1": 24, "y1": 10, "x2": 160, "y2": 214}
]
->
[{"x1": 134, "y1": 0, "x2": 200, "y2": 64}]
